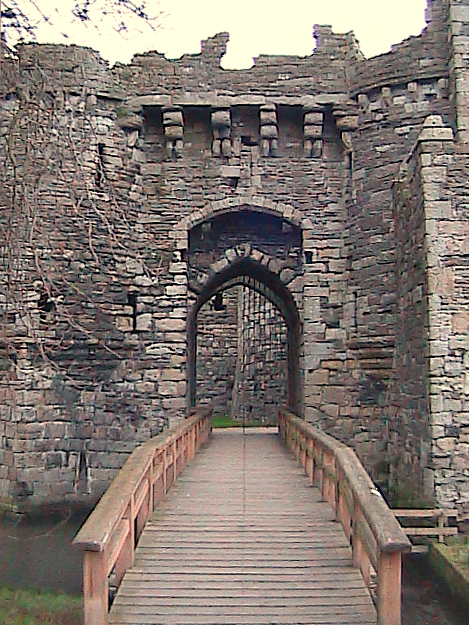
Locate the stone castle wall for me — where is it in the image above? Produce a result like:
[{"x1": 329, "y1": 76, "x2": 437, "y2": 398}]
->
[
  {"x1": 196, "y1": 289, "x2": 238, "y2": 413},
  {"x1": 1, "y1": 0, "x2": 469, "y2": 516}
]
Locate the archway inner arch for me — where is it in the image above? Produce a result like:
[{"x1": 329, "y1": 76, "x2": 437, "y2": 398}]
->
[{"x1": 188, "y1": 258, "x2": 302, "y2": 421}]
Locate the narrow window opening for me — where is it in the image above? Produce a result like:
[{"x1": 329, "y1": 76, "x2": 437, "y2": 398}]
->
[
  {"x1": 304, "y1": 251, "x2": 314, "y2": 264},
  {"x1": 241, "y1": 135, "x2": 258, "y2": 147},
  {"x1": 212, "y1": 293, "x2": 226, "y2": 312},
  {"x1": 75, "y1": 450, "x2": 88, "y2": 495},
  {"x1": 96, "y1": 143, "x2": 106, "y2": 188},
  {"x1": 78, "y1": 451, "x2": 87, "y2": 481},
  {"x1": 38, "y1": 291, "x2": 55, "y2": 323},
  {"x1": 128, "y1": 292, "x2": 138, "y2": 331}
]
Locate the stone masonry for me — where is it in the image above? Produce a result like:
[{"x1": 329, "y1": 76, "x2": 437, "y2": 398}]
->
[{"x1": 1, "y1": 0, "x2": 469, "y2": 519}]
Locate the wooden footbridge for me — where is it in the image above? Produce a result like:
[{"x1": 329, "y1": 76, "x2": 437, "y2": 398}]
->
[{"x1": 74, "y1": 409, "x2": 411, "y2": 625}]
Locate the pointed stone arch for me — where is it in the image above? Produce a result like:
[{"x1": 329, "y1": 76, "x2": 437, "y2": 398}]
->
[
  {"x1": 187, "y1": 257, "x2": 302, "y2": 417},
  {"x1": 190, "y1": 245, "x2": 299, "y2": 295}
]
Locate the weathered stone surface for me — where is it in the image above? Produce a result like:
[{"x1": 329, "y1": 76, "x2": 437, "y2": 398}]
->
[{"x1": 1, "y1": 2, "x2": 469, "y2": 519}]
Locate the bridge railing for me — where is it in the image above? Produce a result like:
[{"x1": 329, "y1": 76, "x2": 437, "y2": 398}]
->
[
  {"x1": 73, "y1": 407, "x2": 212, "y2": 625},
  {"x1": 278, "y1": 410, "x2": 411, "y2": 625}
]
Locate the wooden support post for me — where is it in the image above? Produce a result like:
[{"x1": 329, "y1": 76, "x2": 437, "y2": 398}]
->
[
  {"x1": 172, "y1": 440, "x2": 177, "y2": 479},
  {"x1": 317, "y1": 450, "x2": 324, "y2": 498},
  {"x1": 352, "y1": 531, "x2": 365, "y2": 569},
  {"x1": 148, "y1": 466, "x2": 154, "y2": 513},
  {"x1": 190, "y1": 427, "x2": 195, "y2": 460},
  {"x1": 336, "y1": 484, "x2": 351, "y2": 540},
  {"x1": 83, "y1": 551, "x2": 108, "y2": 625},
  {"x1": 277, "y1": 410, "x2": 410, "y2": 625},
  {"x1": 163, "y1": 448, "x2": 168, "y2": 494},
  {"x1": 307, "y1": 439, "x2": 314, "y2": 485},
  {"x1": 74, "y1": 408, "x2": 213, "y2": 625},
  {"x1": 323, "y1": 452, "x2": 336, "y2": 510},
  {"x1": 377, "y1": 551, "x2": 402, "y2": 625},
  {"x1": 114, "y1": 525, "x2": 133, "y2": 588},
  {"x1": 438, "y1": 514, "x2": 445, "y2": 542}
]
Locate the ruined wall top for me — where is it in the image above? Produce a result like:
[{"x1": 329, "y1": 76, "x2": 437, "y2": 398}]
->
[{"x1": 4, "y1": 1, "x2": 450, "y2": 107}]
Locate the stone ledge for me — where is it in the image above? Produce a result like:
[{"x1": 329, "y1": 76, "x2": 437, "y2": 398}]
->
[{"x1": 429, "y1": 540, "x2": 469, "y2": 611}]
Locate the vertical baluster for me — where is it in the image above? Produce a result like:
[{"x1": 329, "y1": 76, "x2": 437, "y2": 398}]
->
[
  {"x1": 377, "y1": 551, "x2": 402, "y2": 625},
  {"x1": 83, "y1": 551, "x2": 108, "y2": 625}
]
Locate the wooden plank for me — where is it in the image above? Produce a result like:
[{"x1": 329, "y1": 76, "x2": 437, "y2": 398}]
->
[
  {"x1": 393, "y1": 509, "x2": 458, "y2": 518},
  {"x1": 73, "y1": 410, "x2": 211, "y2": 553},
  {"x1": 133, "y1": 477, "x2": 149, "y2": 516},
  {"x1": 403, "y1": 526, "x2": 458, "y2": 536},
  {"x1": 120, "y1": 576, "x2": 362, "y2": 598},
  {"x1": 106, "y1": 518, "x2": 131, "y2": 576},
  {"x1": 121, "y1": 572, "x2": 366, "y2": 585},
  {"x1": 109, "y1": 429, "x2": 376, "y2": 625},
  {"x1": 110, "y1": 615, "x2": 376, "y2": 625}
]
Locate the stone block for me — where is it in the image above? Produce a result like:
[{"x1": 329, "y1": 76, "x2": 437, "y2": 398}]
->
[
  {"x1": 165, "y1": 125, "x2": 184, "y2": 139},
  {"x1": 260, "y1": 124, "x2": 278, "y2": 139},
  {"x1": 161, "y1": 369, "x2": 185, "y2": 381},
  {"x1": 163, "y1": 110, "x2": 184, "y2": 126},
  {"x1": 211, "y1": 109, "x2": 230, "y2": 127},
  {"x1": 158, "y1": 318, "x2": 185, "y2": 332},
  {"x1": 165, "y1": 285, "x2": 187, "y2": 296},
  {"x1": 221, "y1": 166, "x2": 240, "y2": 178},
  {"x1": 260, "y1": 110, "x2": 277, "y2": 125},
  {"x1": 162, "y1": 398, "x2": 187, "y2": 410},
  {"x1": 452, "y1": 312, "x2": 469, "y2": 334},
  {"x1": 136, "y1": 313, "x2": 152, "y2": 332},
  {"x1": 306, "y1": 370, "x2": 329, "y2": 385},
  {"x1": 304, "y1": 111, "x2": 323, "y2": 125},
  {"x1": 304, "y1": 124, "x2": 322, "y2": 138},
  {"x1": 116, "y1": 316, "x2": 133, "y2": 332}
]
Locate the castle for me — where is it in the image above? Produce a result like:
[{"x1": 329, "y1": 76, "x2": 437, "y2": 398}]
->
[{"x1": 1, "y1": 0, "x2": 468, "y2": 518}]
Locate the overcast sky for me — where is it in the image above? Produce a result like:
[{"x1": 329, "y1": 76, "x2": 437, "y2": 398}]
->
[{"x1": 31, "y1": 0, "x2": 428, "y2": 68}]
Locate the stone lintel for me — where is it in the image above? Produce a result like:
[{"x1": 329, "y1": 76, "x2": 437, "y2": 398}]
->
[{"x1": 125, "y1": 93, "x2": 349, "y2": 110}]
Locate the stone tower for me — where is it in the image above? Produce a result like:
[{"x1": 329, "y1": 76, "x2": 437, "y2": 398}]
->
[{"x1": 0, "y1": 0, "x2": 468, "y2": 520}]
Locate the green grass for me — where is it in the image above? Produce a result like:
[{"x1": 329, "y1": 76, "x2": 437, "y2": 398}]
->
[
  {"x1": 212, "y1": 414, "x2": 243, "y2": 428},
  {"x1": 0, "y1": 587, "x2": 82, "y2": 625},
  {"x1": 212, "y1": 414, "x2": 275, "y2": 428},
  {"x1": 445, "y1": 536, "x2": 469, "y2": 573}
]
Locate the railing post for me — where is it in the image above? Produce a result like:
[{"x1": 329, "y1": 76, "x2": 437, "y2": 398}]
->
[
  {"x1": 351, "y1": 505, "x2": 371, "y2": 589},
  {"x1": 336, "y1": 475, "x2": 351, "y2": 538},
  {"x1": 377, "y1": 551, "x2": 402, "y2": 625},
  {"x1": 190, "y1": 426, "x2": 195, "y2": 460},
  {"x1": 114, "y1": 520, "x2": 133, "y2": 588},
  {"x1": 323, "y1": 451, "x2": 336, "y2": 510},
  {"x1": 277, "y1": 410, "x2": 410, "y2": 625},
  {"x1": 83, "y1": 551, "x2": 108, "y2": 625},
  {"x1": 148, "y1": 463, "x2": 154, "y2": 513},
  {"x1": 163, "y1": 446, "x2": 168, "y2": 494},
  {"x1": 172, "y1": 439, "x2": 177, "y2": 479},
  {"x1": 307, "y1": 439, "x2": 314, "y2": 485}
]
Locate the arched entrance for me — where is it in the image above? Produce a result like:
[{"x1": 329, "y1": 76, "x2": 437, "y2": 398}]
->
[{"x1": 187, "y1": 258, "x2": 302, "y2": 421}]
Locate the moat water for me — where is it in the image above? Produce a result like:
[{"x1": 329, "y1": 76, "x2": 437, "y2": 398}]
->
[
  {"x1": 0, "y1": 516, "x2": 466, "y2": 624},
  {"x1": 0, "y1": 511, "x2": 87, "y2": 595}
]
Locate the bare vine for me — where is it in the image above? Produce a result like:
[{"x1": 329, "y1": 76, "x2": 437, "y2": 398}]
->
[
  {"x1": 1, "y1": 0, "x2": 164, "y2": 50},
  {"x1": 0, "y1": 46, "x2": 168, "y2": 395}
]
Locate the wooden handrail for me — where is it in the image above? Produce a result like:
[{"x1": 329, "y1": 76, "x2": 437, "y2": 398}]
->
[
  {"x1": 278, "y1": 410, "x2": 411, "y2": 625},
  {"x1": 394, "y1": 509, "x2": 458, "y2": 547},
  {"x1": 73, "y1": 407, "x2": 212, "y2": 625}
]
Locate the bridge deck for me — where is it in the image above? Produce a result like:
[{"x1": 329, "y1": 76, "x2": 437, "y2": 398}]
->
[{"x1": 109, "y1": 428, "x2": 377, "y2": 625}]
